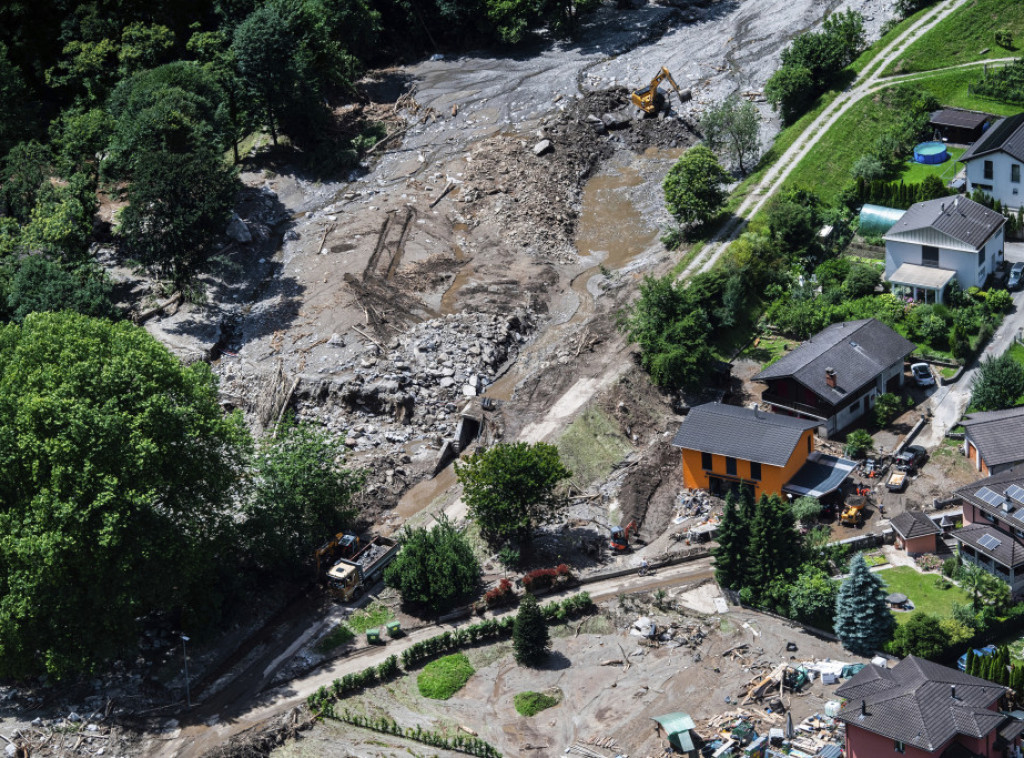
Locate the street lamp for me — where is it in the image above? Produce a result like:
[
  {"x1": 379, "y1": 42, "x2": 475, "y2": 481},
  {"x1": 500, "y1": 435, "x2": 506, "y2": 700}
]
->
[{"x1": 181, "y1": 635, "x2": 191, "y2": 708}]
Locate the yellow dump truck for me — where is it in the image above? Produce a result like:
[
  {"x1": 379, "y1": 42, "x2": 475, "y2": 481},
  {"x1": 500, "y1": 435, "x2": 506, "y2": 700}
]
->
[
  {"x1": 840, "y1": 496, "x2": 867, "y2": 527},
  {"x1": 325, "y1": 536, "x2": 400, "y2": 602}
]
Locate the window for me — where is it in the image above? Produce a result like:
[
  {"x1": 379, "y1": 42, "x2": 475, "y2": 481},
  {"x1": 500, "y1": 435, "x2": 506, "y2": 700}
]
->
[
  {"x1": 1013, "y1": 164, "x2": 1021, "y2": 183},
  {"x1": 921, "y1": 245, "x2": 939, "y2": 267},
  {"x1": 894, "y1": 741, "x2": 906, "y2": 754},
  {"x1": 701, "y1": 451, "x2": 713, "y2": 471},
  {"x1": 725, "y1": 457, "x2": 737, "y2": 476},
  {"x1": 750, "y1": 462, "x2": 762, "y2": 481},
  {"x1": 985, "y1": 160, "x2": 994, "y2": 180},
  {"x1": 976, "y1": 183, "x2": 993, "y2": 191},
  {"x1": 979, "y1": 246, "x2": 986, "y2": 265}
]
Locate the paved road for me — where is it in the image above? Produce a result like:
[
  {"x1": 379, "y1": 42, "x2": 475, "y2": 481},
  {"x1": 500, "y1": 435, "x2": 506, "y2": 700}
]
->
[
  {"x1": 916, "y1": 243, "x2": 1024, "y2": 448},
  {"x1": 150, "y1": 556, "x2": 715, "y2": 758},
  {"x1": 679, "y1": 0, "x2": 971, "y2": 279}
]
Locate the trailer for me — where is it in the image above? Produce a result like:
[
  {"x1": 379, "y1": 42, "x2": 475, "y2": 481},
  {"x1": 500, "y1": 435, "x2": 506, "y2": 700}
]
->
[
  {"x1": 325, "y1": 536, "x2": 400, "y2": 602},
  {"x1": 886, "y1": 470, "x2": 907, "y2": 492}
]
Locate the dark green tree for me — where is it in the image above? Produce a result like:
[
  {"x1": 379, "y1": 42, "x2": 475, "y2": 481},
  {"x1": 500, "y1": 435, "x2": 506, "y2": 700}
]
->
[
  {"x1": 0, "y1": 312, "x2": 251, "y2": 678},
  {"x1": 764, "y1": 64, "x2": 815, "y2": 124},
  {"x1": 0, "y1": 141, "x2": 51, "y2": 223},
  {"x1": 834, "y1": 554, "x2": 894, "y2": 656},
  {"x1": 788, "y1": 566, "x2": 839, "y2": 629},
  {"x1": 889, "y1": 612, "x2": 946, "y2": 659},
  {"x1": 0, "y1": 42, "x2": 38, "y2": 157},
  {"x1": 713, "y1": 487, "x2": 753, "y2": 589},
  {"x1": 456, "y1": 441, "x2": 571, "y2": 546},
  {"x1": 118, "y1": 145, "x2": 239, "y2": 282},
  {"x1": 701, "y1": 94, "x2": 761, "y2": 173},
  {"x1": 6, "y1": 256, "x2": 115, "y2": 322},
  {"x1": 512, "y1": 593, "x2": 550, "y2": 666},
  {"x1": 970, "y1": 353, "x2": 1024, "y2": 412},
  {"x1": 663, "y1": 145, "x2": 729, "y2": 229},
  {"x1": 383, "y1": 516, "x2": 481, "y2": 611},
  {"x1": 242, "y1": 416, "x2": 364, "y2": 575},
  {"x1": 746, "y1": 494, "x2": 801, "y2": 598}
]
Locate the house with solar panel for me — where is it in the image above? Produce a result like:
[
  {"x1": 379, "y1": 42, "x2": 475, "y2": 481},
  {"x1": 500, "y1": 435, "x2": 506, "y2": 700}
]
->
[
  {"x1": 962, "y1": 406, "x2": 1024, "y2": 476},
  {"x1": 960, "y1": 112, "x2": 1024, "y2": 210},
  {"x1": 954, "y1": 471, "x2": 1024, "y2": 596},
  {"x1": 883, "y1": 195, "x2": 1006, "y2": 304}
]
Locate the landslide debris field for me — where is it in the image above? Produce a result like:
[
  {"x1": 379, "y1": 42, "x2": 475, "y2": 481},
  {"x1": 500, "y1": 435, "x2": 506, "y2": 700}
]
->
[{"x1": 0, "y1": 1, "x2": 904, "y2": 757}]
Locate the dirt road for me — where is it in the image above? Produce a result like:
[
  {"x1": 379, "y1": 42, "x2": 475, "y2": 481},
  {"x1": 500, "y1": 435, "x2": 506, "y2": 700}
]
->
[
  {"x1": 147, "y1": 557, "x2": 714, "y2": 758},
  {"x1": 680, "y1": 0, "x2": 971, "y2": 279}
]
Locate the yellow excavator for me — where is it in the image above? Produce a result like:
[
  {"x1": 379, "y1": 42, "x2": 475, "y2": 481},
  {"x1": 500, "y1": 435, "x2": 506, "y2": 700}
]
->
[{"x1": 631, "y1": 67, "x2": 689, "y2": 115}]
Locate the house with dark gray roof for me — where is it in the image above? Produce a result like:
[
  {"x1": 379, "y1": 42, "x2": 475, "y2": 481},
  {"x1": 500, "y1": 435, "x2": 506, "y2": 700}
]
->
[
  {"x1": 954, "y1": 470, "x2": 1024, "y2": 597},
  {"x1": 962, "y1": 406, "x2": 1024, "y2": 476},
  {"x1": 890, "y1": 510, "x2": 941, "y2": 555},
  {"x1": 753, "y1": 319, "x2": 916, "y2": 437},
  {"x1": 835, "y1": 656, "x2": 1018, "y2": 758},
  {"x1": 961, "y1": 112, "x2": 1024, "y2": 210},
  {"x1": 670, "y1": 403, "x2": 855, "y2": 499},
  {"x1": 883, "y1": 196, "x2": 1006, "y2": 302},
  {"x1": 929, "y1": 108, "x2": 995, "y2": 144}
]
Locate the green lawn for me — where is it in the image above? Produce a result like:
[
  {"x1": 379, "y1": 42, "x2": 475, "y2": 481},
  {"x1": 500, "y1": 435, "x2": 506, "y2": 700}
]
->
[
  {"x1": 417, "y1": 653, "x2": 475, "y2": 700},
  {"x1": 736, "y1": 334, "x2": 796, "y2": 367},
  {"x1": 514, "y1": 689, "x2": 562, "y2": 716},
  {"x1": 900, "y1": 146, "x2": 965, "y2": 184},
  {"x1": 898, "y1": 67, "x2": 1022, "y2": 116},
  {"x1": 884, "y1": 0, "x2": 1024, "y2": 75},
  {"x1": 853, "y1": 6, "x2": 935, "y2": 77},
  {"x1": 878, "y1": 566, "x2": 970, "y2": 624}
]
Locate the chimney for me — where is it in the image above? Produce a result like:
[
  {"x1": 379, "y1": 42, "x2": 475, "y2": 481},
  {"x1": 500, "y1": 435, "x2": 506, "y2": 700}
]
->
[
  {"x1": 825, "y1": 367, "x2": 837, "y2": 388},
  {"x1": 951, "y1": 684, "x2": 957, "y2": 700},
  {"x1": 861, "y1": 699, "x2": 867, "y2": 716}
]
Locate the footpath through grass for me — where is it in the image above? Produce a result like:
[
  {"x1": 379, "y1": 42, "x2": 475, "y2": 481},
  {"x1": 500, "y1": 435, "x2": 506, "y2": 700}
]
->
[
  {"x1": 879, "y1": 566, "x2": 970, "y2": 624},
  {"x1": 417, "y1": 653, "x2": 475, "y2": 699},
  {"x1": 884, "y1": 0, "x2": 1024, "y2": 75}
]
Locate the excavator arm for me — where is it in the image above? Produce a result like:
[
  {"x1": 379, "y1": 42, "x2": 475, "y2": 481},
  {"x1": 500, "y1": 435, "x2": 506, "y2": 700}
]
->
[{"x1": 631, "y1": 67, "x2": 686, "y2": 115}]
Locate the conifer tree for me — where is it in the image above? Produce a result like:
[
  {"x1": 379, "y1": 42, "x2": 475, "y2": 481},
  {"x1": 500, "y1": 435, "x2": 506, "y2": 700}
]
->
[
  {"x1": 965, "y1": 649, "x2": 977, "y2": 677},
  {"x1": 834, "y1": 554, "x2": 894, "y2": 656},
  {"x1": 513, "y1": 594, "x2": 550, "y2": 667},
  {"x1": 713, "y1": 488, "x2": 751, "y2": 590}
]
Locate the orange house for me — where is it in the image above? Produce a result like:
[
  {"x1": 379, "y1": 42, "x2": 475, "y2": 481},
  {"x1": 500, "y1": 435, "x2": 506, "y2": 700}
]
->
[{"x1": 671, "y1": 403, "x2": 818, "y2": 499}]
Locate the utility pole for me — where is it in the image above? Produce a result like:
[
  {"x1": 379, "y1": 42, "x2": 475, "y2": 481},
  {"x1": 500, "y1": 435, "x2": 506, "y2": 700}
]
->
[{"x1": 181, "y1": 635, "x2": 191, "y2": 708}]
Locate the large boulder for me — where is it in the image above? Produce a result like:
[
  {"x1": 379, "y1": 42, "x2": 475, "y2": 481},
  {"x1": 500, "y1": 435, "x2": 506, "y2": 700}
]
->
[{"x1": 226, "y1": 213, "x2": 252, "y2": 244}]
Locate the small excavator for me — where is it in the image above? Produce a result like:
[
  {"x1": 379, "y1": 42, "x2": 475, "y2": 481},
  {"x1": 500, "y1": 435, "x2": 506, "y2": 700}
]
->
[
  {"x1": 630, "y1": 66, "x2": 689, "y2": 116},
  {"x1": 610, "y1": 520, "x2": 638, "y2": 551}
]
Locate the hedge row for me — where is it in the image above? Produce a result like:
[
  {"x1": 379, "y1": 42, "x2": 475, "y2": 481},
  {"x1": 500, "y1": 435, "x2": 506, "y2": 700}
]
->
[
  {"x1": 307, "y1": 654, "x2": 401, "y2": 713},
  {"x1": 333, "y1": 709, "x2": 502, "y2": 757}
]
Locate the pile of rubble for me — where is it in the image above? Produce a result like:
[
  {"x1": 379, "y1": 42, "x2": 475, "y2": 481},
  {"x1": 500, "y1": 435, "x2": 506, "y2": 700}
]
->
[
  {"x1": 2, "y1": 712, "x2": 132, "y2": 758},
  {"x1": 459, "y1": 88, "x2": 697, "y2": 265},
  {"x1": 292, "y1": 308, "x2": 534, "y2": 452}
]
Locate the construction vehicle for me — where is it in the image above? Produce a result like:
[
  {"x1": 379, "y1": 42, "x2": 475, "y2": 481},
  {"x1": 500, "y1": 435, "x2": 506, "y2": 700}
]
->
[
  {"x1": 315, "y1": 532, "x2": 360, "y2": 576},
  {"x1": 610, "y1": 520, "x2": 637, "y2": 551},
  {"x1": 324, "y1": 535, "x2": 400, "y2": 601},
  {"x1": 630, "y1": 66, "x2": 689, "y2": 116},
  {"x1": 840, "y1": 495, "x2": 868, "y2": 527}
]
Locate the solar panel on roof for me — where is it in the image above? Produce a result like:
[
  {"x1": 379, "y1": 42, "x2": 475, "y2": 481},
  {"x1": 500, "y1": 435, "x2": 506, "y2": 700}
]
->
[
  {"x1": 978, "y1": 534, "x2": 1003, "y2": 551},
  {"x1": 976, "y1": 487, "x2": 1006, "y2": 507},
  {"x1": 1013, "y1": 510, "x2": 1024, "y2": 527},
  {"x1": 1007, "y1": 484, "x2": 1024, "y2": 506}
]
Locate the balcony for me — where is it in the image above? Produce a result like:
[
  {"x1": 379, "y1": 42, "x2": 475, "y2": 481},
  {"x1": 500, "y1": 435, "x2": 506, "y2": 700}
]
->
[{"x1": 760, "y1": 392, "x2": 828, "y2": 419}]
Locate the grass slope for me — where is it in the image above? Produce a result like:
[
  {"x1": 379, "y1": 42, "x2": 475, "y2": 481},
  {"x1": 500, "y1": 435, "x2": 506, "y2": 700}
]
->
[
  {"x1": 557, "y1": 408, "x2": 632, "y2": 487},
  {"x1": 885, "y1": 0, "x2": 1024, "y2": 75},
  {"x1": 315, "y1": 624, "x2": 356, "y2": 653},
  {"x1": 897, "y1": 68, "x2": 1022, "y2": 116},
  {"x1": 879, "y1": 566, "x2": 970, "y2": 624},
  {"x1": 417, "y1": 653, "x2": 475, "y2": 700}
]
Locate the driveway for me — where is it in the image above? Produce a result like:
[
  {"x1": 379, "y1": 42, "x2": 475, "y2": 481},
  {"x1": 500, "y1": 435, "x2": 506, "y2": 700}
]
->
[{"x1": 916, "y1": 242, "x2": 1024, "y2": 448}]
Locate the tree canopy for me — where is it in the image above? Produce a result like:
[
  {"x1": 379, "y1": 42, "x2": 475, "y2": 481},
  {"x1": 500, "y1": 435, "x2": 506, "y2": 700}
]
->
[
  {"x1": 700, "y1": 94, "x2": 760, "y2": 174},
  {"x1": 834, "y1": 554, "x2": 894, "y2": 656},
  {"x1": 662, "y1": 145, "x2": 729, "y2": 229},
  {"x1": 513, "y1": 593, "x2": 550, "y2": 666},
  {"x1": 383, "y1": 516, "x2": 481, "y2": 611},
  {"x1": 456, "y1": 442, "x2": 571, "y2": 547},
  {"x1": 970, "y1": 353, "x2": 1024, "y2": 412},
  {"x1": 0, "y1": 312, "x2": 251, "y2": 677}
]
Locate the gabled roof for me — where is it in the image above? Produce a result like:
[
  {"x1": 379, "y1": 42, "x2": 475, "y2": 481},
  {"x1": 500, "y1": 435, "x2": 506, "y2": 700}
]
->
[
  {"x1": 962, "y1": 406, "x2": 1024, "y2": 467},
  {"x1": 670, "y1": 403, "x2": 816, "y2": 467},
  {"x1": 835, "y1": 656, "x2": 1005, "y2": 752},
  {"x1": 890, "y1": 510, "x2": 941, "y2": 540},
  {"x1": 883, "y1": 196, "x2": 1005, "y2": 253},
  {"x1": 754, "y1": 319, "x2": 916, "y2": 405},
  {"x1": 930, "y1": 108, "x2": 993, "y2": 130},
  {"x1": 953, "y1": 524, "x2": 1024, "y2": 569},
  {"x1": 960, "y1": 112, "x2": 1024, "y2": 163}
]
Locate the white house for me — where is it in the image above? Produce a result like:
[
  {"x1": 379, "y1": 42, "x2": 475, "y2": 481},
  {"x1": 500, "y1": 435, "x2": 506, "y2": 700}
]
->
[
  {"x1": 883, "y1": 195, "x2": 1005, "y2": 304},
  {"x1": 960, "y1": 112, "x2": 1024, "y2": 209}
]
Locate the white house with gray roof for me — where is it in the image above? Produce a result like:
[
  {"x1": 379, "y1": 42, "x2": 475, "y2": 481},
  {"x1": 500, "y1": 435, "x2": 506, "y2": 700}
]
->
[
  {"x1": 960, "y1": 112, "x2": 1024, "y2": 209},
  {"x1": 883, "y1": 195, "x2": 1005, "y2": 303}
]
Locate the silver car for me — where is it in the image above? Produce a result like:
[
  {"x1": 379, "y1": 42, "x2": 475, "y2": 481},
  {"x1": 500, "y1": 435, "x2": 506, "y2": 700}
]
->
[
  {"x1": 911, "y1": 363, "x2": 935, "y2": 387},
  {"x1": 1009, "y1": 261, "x2": 1024, "y2": 291}
]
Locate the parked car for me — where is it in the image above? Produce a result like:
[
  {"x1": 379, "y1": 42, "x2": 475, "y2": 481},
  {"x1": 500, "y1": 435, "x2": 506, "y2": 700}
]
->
[
  {"x1": 895, "y1": 445, "x2": 928, "y2": 473},
  {"x1": 1009, "y1": 261, "x2": 1024, "y2": 291},
  {"x1": 958, "y1": 644, "x2": 998, "y2": 671},
  {"x1": 911, "y1": 362, "x2": 935, "y2": 387}
]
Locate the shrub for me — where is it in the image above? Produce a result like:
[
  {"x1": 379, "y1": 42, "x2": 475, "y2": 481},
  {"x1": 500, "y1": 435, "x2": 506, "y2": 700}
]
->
[
  {"x1": 942, "y1": 556, "x2": 961, "y2": 579},
  {"x1": 513, "y1": 690, "x2": 561, "y2": 716},
  {"x1": 874, "y1": 393, "x2": 905, "y2": 427},
  {"x1": 916, "y1": 554, "x2": 943, "y2": 572},
  {"x1": 986, "y1": 289, "x2": 1012, "y2": 314},
  {"x1": 522, "y1": 564, "x2": 574, "y2": 593},
  {"x1": 417, "y1": 653, "x2": 475, "y2": 700},
  {"x1": 844, "y1": 429, "x2": 875, "y2": 459},
  {"x1": 996, "y1": 29, "x2": 1014, "y2": 49},
  {"x1": 484, "y1": 578, "x2": 517, "y2": 609}
]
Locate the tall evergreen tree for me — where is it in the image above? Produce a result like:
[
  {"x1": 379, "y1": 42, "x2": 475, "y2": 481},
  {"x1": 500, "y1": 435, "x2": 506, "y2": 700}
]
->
[
  {"x1": 746, "y1": 493, "x2": 801, "y2": 599},
  {"x1": 713, "y1": 487, "x2": 752, "y2": 589},
  {"x1": 513, "y1": 593, "x2": 550, "y2": 667},
  {"x1": 834, "y1": 554, "x2": 894, "y2": 656}
]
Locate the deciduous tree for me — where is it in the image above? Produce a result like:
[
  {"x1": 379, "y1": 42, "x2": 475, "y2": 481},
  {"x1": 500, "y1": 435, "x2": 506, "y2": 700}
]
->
[
  {"x1": 383, "y1": 516, "x2": 480, "y2": 610},
  {"x1": 889, "y1": 612, "x2": 946, "y2": 659},
  {"x1": 663, "y1": 145, "x2": 729, "y2": 229},
  {"x1": 700, "y1": 94, "x2": 760, "y2": 174},
  {"x1": 970, "y1": 354, "x2": 1024, "y2": 411},
  {"x1": 788, "y1": 566, "x2": 838, "y2": 629},
  {"x1": 456, "y1": 442, "x2": 571, "y2": 546}
]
